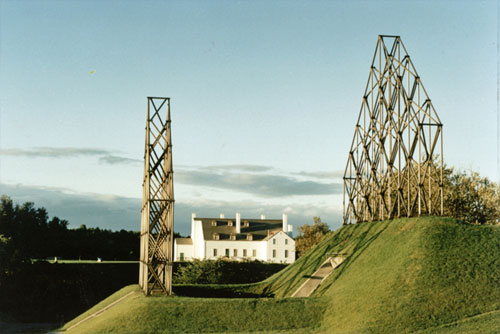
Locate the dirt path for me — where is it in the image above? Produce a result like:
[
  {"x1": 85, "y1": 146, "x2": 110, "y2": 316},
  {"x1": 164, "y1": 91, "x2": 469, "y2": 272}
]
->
[{"x1": 291, "y1": 256, "x2": 345, "y2": 297}]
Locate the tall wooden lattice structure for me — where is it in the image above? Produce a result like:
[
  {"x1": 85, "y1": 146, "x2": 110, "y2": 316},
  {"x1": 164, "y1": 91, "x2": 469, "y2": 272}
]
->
[
  {"x1": 343, "y1": 35, "x2": 443, "y2": 225},
  {"x1": 139, "y1": 97, "x2": 174, "y2": 295}
]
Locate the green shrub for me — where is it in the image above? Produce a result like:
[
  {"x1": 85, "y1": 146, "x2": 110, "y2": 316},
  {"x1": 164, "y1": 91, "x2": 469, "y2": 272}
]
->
[{"x1": 173, "y1": 258, "x2": 286, "y2": 284}]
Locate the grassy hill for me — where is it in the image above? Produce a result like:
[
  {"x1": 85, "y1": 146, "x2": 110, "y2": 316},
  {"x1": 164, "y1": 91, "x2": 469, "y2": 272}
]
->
[
  {"x1": 62, "y1": 216, "x2": 500, "y2": 333},
  {"x1": 62, "y1": 285, "x2": 326, "y2": 334}
]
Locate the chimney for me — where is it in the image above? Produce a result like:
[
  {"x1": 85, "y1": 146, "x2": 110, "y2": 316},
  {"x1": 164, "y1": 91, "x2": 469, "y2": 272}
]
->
[
  {"x1": 288, "y1": 224, "x2": 293, "y2": 233},
  {"x1": 260, "y1": 214, "x2": 266, "y2": 220},
  {"x1": 282, "y1": 213, "x2": 288, "y2": 231},
  {"x1": 236, "y1": 212, "x2": 241, "y2": 233},
  {"x1": 220, "y1": 213, "x2": 225, "y2": 218},
  {"x1": 191, "y1": 213, "x2": 197, "y2": 238}
]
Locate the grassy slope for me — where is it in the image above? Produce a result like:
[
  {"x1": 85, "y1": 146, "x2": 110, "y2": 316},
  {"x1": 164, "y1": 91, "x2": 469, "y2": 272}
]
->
[
  {"x1": 315, "y1": 217, "x2": 500, "y2": 333},
  {"x1": 63, "y1": 284, "x2": 139, "y2": 329},
  {"x1": 63, "y1": 217, "x2": 500, "y2": 333},
  {"x1": 414, "y1": 310, "x2": 500, "y2": 334},
  {"x1": 244, "y1": 226, "x2": 345, "y2": 298},
  {"x1": 63, "y1": 285, "x2": 327, "y2": 334}
]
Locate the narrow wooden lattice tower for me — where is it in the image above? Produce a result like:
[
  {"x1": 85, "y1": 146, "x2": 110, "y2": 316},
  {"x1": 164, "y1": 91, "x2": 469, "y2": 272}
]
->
[
  {"x1": 139, "y1": 97, "x2": 174, "y2": 295},
  {"x1": 343, "y1": 35, "x2": 443, "y2": 225}
]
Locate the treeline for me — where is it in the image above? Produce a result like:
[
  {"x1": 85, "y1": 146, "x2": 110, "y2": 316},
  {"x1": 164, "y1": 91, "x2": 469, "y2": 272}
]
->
[
  {"x1": 0, "y1": 196, "x2": 140, "y2": 262},
  {"x1": 0, "y1": 196, "x2": 140, "y2": 322}
]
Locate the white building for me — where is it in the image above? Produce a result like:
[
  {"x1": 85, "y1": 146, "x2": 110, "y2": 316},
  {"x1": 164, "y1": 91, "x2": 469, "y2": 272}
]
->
[{"x1": 174, "y1": 213, "x2": 296, "y2": 264}]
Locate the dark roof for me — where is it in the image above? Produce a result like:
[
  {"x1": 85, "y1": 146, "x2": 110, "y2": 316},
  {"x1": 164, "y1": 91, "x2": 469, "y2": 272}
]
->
[
  {"x1": 196, "y1": 218, "x2": 283, "y2": 241},
  {"x1": 175, "y1": 238, "x2": 193, "y2": 245}
]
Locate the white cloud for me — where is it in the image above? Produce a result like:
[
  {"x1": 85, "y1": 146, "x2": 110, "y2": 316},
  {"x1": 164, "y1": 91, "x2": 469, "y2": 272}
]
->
[
  {"x1": 176, "y1": 166, "x2": 342, "y2": 197},
  {"x1": 0, "y1": 146, "x2": 140, "y2": 165},
  {"x1": 0, "y1": 183, "x2": 343, "y2": 235}
]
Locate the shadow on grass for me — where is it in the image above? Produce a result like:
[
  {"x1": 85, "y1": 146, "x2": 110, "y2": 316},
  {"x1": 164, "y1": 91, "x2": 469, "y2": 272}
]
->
[
  {"x1": 173, "y1": 284, "x2": 270, "y2": 298},
  {"x1": 316, "y1": 221, "x2": 391, "y2": 292},
  {"x1": 263, "y1": 229, "x2": 350, "y2": 297}
]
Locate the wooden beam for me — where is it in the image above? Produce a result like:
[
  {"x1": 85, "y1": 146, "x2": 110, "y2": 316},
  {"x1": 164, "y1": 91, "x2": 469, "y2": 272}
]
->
[
  {"x1": 139, "y1": 97, "x2": 174, "y2": 295},
  {"x1": 343, "y1": 36, "x2": 444, "y2": 224}
]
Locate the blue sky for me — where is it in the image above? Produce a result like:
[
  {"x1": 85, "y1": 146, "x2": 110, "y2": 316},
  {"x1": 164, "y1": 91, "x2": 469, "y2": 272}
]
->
[{"x1": 0, "y1": 0, "x2": 498, "y2": 235}]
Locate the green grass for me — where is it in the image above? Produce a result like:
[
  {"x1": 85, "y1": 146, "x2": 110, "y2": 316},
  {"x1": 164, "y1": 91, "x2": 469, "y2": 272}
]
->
[
  {"x1": 413, "y1": 309, "x2": 500, "y2": 334},
  {"x1": 62, "y1": 217, "x2": 500, "y2": 333},
  {"x1": 63, "y1": 284, "x2": 139, "y2": 329},
  {"x1": 314, "y1": 217, "x2": 500, "y2": 333},
  {"x1": 243, "y1": 228, "x2": 343, "y2": 298},
  {"x1": 63, "y1": 285, "x2": 327, "y2": 334}
]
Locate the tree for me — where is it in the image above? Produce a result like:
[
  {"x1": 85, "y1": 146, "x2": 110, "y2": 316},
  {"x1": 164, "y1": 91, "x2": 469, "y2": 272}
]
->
[
  {"x1": 0, "y1": 234, "x2": 12, "y2": 273},
  {"x1": 295, "y1": 217, "x2": 330, "y2": 258},
  {"x1": 444, "y1": 169, "x2": 500, "y2": 224}
]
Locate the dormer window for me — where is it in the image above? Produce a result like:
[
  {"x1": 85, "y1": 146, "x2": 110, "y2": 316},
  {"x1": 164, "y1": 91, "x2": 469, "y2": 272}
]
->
[
  {"x1": 213, "y1": 233, "x2": 220, "y2": 240},
  {"x1": 230, "y1": 233, "x2": 236, "y2": 241},
  {"x1": 246, "y1": 233, "x2": 253, "y2": 241},
  {"x1": 243, "y1": 221, "x2": 250, "y2": 227},
  {"x1": 211, "y1": 220, "x2": 217, "y2": 226},
  {"x1": 228, "y1": 220, "x2": 233, "y2": 226}
]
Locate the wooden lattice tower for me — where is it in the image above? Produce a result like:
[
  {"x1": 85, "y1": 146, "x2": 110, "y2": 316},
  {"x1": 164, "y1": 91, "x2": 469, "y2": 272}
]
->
[
  {"x1": 343, "y1": 35, "x2": 443, "y2": 225},
  {"x1": 139, "y1": 97, "x2": 174, "y2": 295}
]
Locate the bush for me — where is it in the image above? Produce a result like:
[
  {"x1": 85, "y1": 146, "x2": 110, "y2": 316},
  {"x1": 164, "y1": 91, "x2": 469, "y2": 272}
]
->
[{"x1": 173, "y1": 259, "x2": 286, "y2": 284}]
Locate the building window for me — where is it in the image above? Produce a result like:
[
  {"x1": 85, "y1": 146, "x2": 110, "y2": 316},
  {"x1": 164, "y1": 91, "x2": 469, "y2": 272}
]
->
[
  {"x1": 285, "y1": 239, "x2": 288, "y2": 245},
  {"x1": 211, "y1": 220, "x2": 217, "y2": 226},
  {"x1": 213, "y1": 249, "x2": 217, "y2": 256},
  {"x1": 228, "y1": 220, "x2": 233, "y2": 226},
  {"x1": 243, "y1": 249, "x2": 247, "y2": 257},
  {"x1": 272, "y1": 249, "x2": 276, "y2": 258},
  {"x1": 273, "y1": 239, "x2": 276, "y2": 245},
  {"x1": 243, "y1": 221, "x2": 250, "y2": 227},
  {"x1": 252, "y1": 249, "x2": 256, "y2": 257},
  {"x1": 230, "y1": 233, "x2": 236, "y2": 241},
  {"x1": 213, "y1": 233, "x2": 220, "y2": 240},
  {"x1": 285, "y1": 250, "x2": 288, "y2": 258},
  {"x1": 246, "y1": 233, "x2": 253, "y2": 241},
  {"x1": 180, "y1": 252, "x2": 185, "y2": 261},
  {"x1": 225, "y1": 248, "x2": 230, "y2": 257},
  {"x1": 233, "y1": 249, "x2": 238, "y2": 256}
]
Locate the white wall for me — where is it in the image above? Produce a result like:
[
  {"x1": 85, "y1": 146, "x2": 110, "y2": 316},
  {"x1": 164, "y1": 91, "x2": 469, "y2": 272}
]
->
[
  {"x1": 203, "y1": 233, "x2": 296, "y2": 263},
  {"x1": 174, "y1": 242, "x2": 194, "y2": 261},
  {"x1": 206, "y1": 240, "x2": 264, "y2": 261},
  {"x1": 192, "y1": 219, "x2": 206, "y2": 259},
  {"x1": 266, "y1": 231, "x2": 296, "y2": 264},
  {"x1": 259, "y1": 240, "x2": 268, "y2": 262}
]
